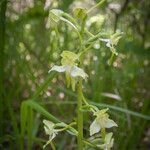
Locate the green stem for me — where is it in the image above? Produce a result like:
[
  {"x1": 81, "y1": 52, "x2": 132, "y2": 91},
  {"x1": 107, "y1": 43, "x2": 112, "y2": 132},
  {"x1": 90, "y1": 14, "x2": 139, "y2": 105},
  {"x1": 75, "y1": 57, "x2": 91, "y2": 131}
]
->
[
  {"x1": 77, "y1": 15, "x2": 87, "y2": 150},
  {"x1": 87, "y1": 0, "x2": 106, "y2": 14},
  {"x1": 27, "y1": 108, "x2": 33, "y2": 150},
  {"x1": 77, "y1": 79, "x2": 83, "y2": 150},
  {"x1": 108, "y1": 52, "x2": 115, "y2": 66},
  {"x1": 50, "y1": 142, "x2": 56, "y2": 150},
  {"x1": 101, "y1": 128, "x2": 106, "y2": 141},
  {"x1": 0, "y1": 0, "x2": 7, "y2": 137}
]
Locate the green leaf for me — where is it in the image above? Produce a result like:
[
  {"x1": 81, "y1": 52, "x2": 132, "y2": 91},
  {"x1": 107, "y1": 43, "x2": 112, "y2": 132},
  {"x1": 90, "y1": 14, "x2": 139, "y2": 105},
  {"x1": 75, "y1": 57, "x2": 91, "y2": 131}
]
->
[
  {"x1": 41, "y1": 85, "x2": 150, "y2": 120},
  {"x1": 27, "y1": 107, "x2": 33, "y2": 150},
  {"x1": 90, "y1": 101, "x2": 150, "y2": 120},
  {"x1": 21, "y1": 101, "x2": 28, "y2": 137},
  {"x1": 32, "y1": 72, "x2": 56, "y2": 100},
  {"x1": 24, "y1": 100, "x2": 78, "y2": 136}
]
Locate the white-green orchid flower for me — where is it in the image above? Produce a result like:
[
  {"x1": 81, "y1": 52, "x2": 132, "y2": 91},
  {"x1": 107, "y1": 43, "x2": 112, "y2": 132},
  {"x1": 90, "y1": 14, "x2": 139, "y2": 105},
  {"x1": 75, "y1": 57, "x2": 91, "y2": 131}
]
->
[
  {"x1": 90, "y1": 108, "x2": 117, "y2": 136},
  {"x1": 49, "y1": 51, "x2": 88, "y2": 91},
  {"x1": 97, "y1": 132, "x2": 114, "y2": 150},
  {"x1": 43, "y1": 120, "x2": 60, "y2": 149},
  {"x1": 100, "y1": 31, "x2": 123, "y2": 55}
]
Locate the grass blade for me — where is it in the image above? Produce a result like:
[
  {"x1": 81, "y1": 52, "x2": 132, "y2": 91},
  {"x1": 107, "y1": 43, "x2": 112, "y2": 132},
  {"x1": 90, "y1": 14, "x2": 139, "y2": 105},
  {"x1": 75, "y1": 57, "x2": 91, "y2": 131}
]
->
[
  {"x1": 32, "y1": 72, "x2": 56, "y2": 100},
  {"x1": 24, "y1": 100, "x2": 78, "y2": 136},
  {"x1": 90, "y1": 101, "x2": 150, "y2": 120}
]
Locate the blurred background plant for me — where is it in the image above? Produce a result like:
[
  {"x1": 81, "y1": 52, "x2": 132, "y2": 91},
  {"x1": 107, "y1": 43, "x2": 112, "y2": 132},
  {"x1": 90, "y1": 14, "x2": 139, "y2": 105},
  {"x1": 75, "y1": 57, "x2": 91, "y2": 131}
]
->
[{"x1": 0, "y1": 0, "x2": 150, "y2": 149}]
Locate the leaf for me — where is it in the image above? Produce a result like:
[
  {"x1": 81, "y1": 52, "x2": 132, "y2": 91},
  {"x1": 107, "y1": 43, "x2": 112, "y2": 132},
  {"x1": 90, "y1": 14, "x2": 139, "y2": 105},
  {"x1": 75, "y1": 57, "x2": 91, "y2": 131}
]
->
[
  {"x1": 32, "y1": 72, "x2": 56, "y2": 100},
  {"x1": 40, "y1": 85, "x2": 150, "y2": 120},
  {"x1": 27, "y1": 107, "x2": 33, "y2": 150},
  {"x1": 24, "y1": 100, "x2": 78, "y2": 136},
  {"x1": 21, "y1": 101, "x2": 28, "y2": 137},
  {"x1": 90, "y1": 101, "x2": 150, "y2": 120}
]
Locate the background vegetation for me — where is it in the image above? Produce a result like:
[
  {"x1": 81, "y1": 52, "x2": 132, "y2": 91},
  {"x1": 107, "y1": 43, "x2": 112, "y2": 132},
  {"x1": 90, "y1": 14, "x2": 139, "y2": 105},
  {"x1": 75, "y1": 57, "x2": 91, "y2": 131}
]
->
[{"x1": 0, "y1": 0, "x2": 150, "y2": 149}]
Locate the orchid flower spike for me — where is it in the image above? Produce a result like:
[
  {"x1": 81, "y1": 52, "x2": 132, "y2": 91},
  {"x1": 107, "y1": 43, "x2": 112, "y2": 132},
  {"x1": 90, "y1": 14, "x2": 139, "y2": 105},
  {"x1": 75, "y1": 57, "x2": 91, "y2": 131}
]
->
[
  {"x1": 90, "y1": 108, "x2": 117, "y2": 136},
  {"x1": 49, "y1": 51, "x2": 88, "y2": 91}
]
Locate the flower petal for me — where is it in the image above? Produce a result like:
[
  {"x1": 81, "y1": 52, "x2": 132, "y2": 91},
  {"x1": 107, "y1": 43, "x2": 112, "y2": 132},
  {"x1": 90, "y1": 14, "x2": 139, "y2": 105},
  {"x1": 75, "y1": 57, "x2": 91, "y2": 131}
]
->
[
  {"x1": 48, "y1": 65, "x2": 66, "y2": 73},
  {"x1": 49, "y1": 9, "x2": 63, "y2": 23},
  {"x1": 44, "y1": 126, "x2": 51, "y2": 135},
  {"x1": 90, "y1": 119, "x2": 101, "y2": 136},
  {"x1": 43, "y1": 120, "x2": 54, "y2": 129},
  {"x1": 49, "y1": 132, "x2": 57, "y2": 141},
  {"x1": 70, "y1": 66, "x2": 88, "y2": 79},
  {"x1": 106, "y1": 42, "x2": 111, "y2": 48},
  {"x1": 105, "y1": 132, "x2": 113, "y2": 144},
  {"x1": 100, "y1": 38, "x2": 110, "y2": 43},
  {"x1": 105, "y1": 119, "x2": 118, "y2": 128}
]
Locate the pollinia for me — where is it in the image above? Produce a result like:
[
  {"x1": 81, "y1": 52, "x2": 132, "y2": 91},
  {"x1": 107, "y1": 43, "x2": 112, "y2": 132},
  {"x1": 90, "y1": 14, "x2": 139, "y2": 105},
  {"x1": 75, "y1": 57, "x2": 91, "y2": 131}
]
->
[{"x1": 43, "y1": 1, "x2": 123, "y2": 149}]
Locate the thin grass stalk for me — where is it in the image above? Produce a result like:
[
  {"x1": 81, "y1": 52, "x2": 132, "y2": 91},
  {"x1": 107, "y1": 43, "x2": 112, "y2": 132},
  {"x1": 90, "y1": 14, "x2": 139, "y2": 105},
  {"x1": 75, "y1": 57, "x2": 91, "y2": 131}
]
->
[
  {"x1": 0, "y1": 0, "x2": 7, "y2": 136},
  {"x1": 27, "y1": 108, "x2": 33, "y2": 150}
]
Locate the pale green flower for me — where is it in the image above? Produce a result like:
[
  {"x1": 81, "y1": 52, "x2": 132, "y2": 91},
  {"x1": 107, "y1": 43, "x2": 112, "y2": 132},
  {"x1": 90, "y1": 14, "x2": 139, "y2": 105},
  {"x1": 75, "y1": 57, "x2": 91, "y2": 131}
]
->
[
  {"x1": 49, "y1": 51, "x2": 88, "y2": 91},
  {"x1": 87, "y1": 14, "x2": 105, "y2": 28},
  {"x1": 43, "y1": 120, "x2": 59, "y2": 149},
  {"x1": 90, "y1": 109, "x2": 117, "y2": 136},
  {"x1": 73, "y1": 7, "x2": 87, "y2": 20},
  {"x1": 49, "y1": 9, "x2": 63, "y2": 23},
  {"x1": 100, "y1": 31, "x2": 123, "y2": 55},
  {"x1": 97, "y1": 132, "x2": 114, "y2": 150}
]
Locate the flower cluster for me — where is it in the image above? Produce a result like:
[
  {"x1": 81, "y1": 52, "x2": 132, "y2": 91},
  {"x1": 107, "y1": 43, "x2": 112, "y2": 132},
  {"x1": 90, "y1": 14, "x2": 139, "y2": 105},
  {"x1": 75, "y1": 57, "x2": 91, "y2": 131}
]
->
[
  {"x1": 43, "y1": 5, "x2": 122, "y2": 149},
  {"x1": 89, "y1": 108, "x2": 117, "y2": 149}
]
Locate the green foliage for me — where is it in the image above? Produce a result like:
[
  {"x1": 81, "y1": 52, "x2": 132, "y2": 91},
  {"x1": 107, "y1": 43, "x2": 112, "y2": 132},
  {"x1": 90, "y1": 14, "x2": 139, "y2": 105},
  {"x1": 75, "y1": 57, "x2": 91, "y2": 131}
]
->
[{"x1": 1, "y1": 0, "x2": 150, "y2": 149}]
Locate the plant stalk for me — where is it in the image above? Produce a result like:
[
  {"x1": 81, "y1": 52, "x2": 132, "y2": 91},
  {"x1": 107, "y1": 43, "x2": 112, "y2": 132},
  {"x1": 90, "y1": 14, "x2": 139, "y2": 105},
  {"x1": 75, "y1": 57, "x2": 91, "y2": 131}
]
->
[
  {"x1": 101, "y1": 128, "x2": 106, "y2": 141},
  {"x1": 77, "y1": 79, "x2": 83, "y2": 150},
  {"x1": 0, "y1": 0, "x2": 7, "y2": 136}
]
